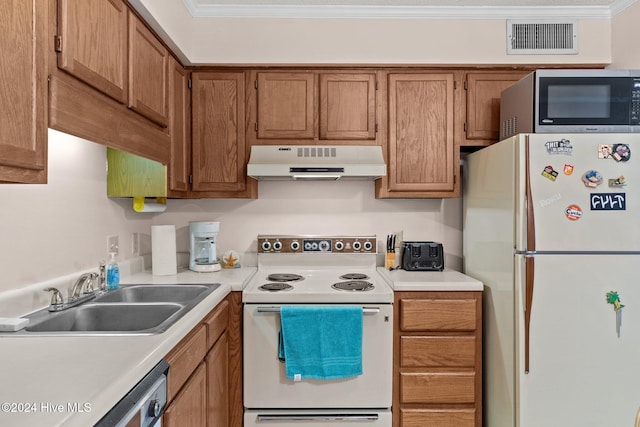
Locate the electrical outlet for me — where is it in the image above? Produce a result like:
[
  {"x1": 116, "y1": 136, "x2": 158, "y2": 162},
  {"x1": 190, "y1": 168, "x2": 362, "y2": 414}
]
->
[
  {"x1": 107, "y1": 235, "x2": 119, "y2": 256},
  {"x1": 132, "y1": 232, "x2": 139, "y2": 256}
]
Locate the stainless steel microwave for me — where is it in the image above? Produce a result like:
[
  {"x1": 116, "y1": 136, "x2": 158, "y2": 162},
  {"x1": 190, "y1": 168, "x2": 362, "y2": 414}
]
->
[{"x1": 499, "y1": 69, "x2": 640, "y2": 139}]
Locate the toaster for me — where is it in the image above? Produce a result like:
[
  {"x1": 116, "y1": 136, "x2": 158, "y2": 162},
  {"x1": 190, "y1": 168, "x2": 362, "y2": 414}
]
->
[{"x1": 401, "y1": 241, "x2": 444, "y2": 271}]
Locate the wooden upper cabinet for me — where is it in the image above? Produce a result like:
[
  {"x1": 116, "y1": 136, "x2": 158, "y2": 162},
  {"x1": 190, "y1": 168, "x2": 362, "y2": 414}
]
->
[
  {"x1": 57, "y1": 0, "x2": 128, "y2": 103},
  {"x1": 463, "y1": 71, "x2": 529, "y2": 146},
  {"x1": 128, "y1": 11, "x2": 169, "y2": 127},
  {"x1": 320, "y1": 73, "x2": 376, "y2": 140},
  {"x1": 381, "y1": 73, "x2": 457, "y2": 197},
  {"x1": 250, "y1": 70, "x2": 379, "y2": 145},
  {"x1": 0, "y1": 0, "x2": 48, "y2": 183},
  {"x1": 257, "y1": 72, "x2": 316, "y2": 139},
  {"x1": 191, "y1": 72, "x2": 249, "y2": 194},
  {"x1": 167, "y1": 57, "x2": 191, "y2": 196}
]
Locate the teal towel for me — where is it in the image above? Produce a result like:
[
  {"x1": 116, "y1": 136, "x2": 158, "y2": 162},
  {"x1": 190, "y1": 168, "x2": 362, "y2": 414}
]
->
[{"x1": 279, "y1": 305, "x2": 363, "y2": 381}]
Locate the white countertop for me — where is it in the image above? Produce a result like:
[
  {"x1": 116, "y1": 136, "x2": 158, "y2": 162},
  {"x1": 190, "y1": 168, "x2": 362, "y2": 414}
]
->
[
  {"x1": 0, "y1": 267, "x2": 256, "y2": 427},
  {"x1": 377, "y1": 267, "x2": 483, "y2": 291}
]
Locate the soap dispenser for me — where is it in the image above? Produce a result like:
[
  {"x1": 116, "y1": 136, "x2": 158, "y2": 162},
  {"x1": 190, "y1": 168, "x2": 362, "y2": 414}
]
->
[{"x1": 106, "y1": 252, "x2": 120, "y2": 290}]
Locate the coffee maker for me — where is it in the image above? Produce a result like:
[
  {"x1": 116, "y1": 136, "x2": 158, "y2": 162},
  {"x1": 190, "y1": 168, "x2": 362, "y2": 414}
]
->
[{"x1": 189, "y1": 221, "x2": 221, "y2": 272}]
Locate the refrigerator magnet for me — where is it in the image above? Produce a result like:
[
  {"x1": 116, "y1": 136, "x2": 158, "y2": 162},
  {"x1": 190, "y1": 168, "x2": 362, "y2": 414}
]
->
[
  {"x1": 564, "y1": 204, "x2": 583, "y2": 221},
  {"x1": 606, "y1": 291, "x2": 624, "y2": 338},
  {"x1": 582, "y1": 170, "x2": 603, "y2": 188},
  {"x1": 542, "y1": 165, "x2": 558, "y2": 181},
  {"x1": 608, "y1": 176, "x2": 627, "y2": 187},
  {"x1": 563, "y1": 164, "x2": 574, "y2": 175},
  {"x1": 612, "y1": 144, "x2": 631, "y2": 162},
  {"x1": 598, "y1": 144, "x2": 614, "y2": 159},
  {"x1": 545, "y1": 138, "x2": 573, "y2": 155}
]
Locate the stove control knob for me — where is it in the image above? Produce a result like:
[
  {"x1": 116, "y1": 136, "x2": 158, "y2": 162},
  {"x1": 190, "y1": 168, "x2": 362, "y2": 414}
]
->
[
  {"x1": 353, "y1": 241, "x2": 362, "y2": 251},
  {"x1": 319, "y1": 240, "x2": 330, "y2": 252},
  {"x1": 273, "y1": 241, "x2": 283, "y2": 251},
  {"x1": 290, "y1": 241, "x2": 300, "y2": 251},
  {"x1": 334, "y1": 241, "x2": 344, "y2": 251},
  {"x1": 304, "y1": 241, "x2": 313, "y2": 251},
  {"x1": 311, "y1": 242, "x2": 319, "y2": 250},
  {"x1": 363, "y1": 241, "x2": 373, "y2": 251},
  {"x1": 261, "y1": 241, "x2": 271, "y2": 252}
]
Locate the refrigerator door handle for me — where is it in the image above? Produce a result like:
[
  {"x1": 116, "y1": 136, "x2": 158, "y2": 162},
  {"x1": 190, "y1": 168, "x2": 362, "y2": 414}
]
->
[
  {"x1": 524, "y1": 255, "x2": 535, "y2": 374},
  {"x1": 525, "y1": 135, "x2": 536, "y2": 252}
]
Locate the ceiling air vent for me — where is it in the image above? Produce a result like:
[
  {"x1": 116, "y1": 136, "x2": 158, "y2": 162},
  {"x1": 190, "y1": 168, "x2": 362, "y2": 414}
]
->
[{"x1": 507, "y1": 20, "x2": 578, "y2": 55}]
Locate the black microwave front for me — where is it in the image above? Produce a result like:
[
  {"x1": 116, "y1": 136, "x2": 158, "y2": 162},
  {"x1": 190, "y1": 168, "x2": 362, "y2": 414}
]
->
[{"x1": 499, "y1": 69, "x2": 640, "y2": 139}]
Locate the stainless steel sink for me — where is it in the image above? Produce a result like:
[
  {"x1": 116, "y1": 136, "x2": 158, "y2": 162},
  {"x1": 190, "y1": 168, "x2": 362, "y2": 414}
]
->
[
  {"x1": 25, "y1": 303, "x2": 183, "y2": 333},
  {"x1": 93, "y1": 284, "x2": 216, "y2": 303},
  {"x1": 13, "y1": 283, "x2": 221, "y2": 336}
]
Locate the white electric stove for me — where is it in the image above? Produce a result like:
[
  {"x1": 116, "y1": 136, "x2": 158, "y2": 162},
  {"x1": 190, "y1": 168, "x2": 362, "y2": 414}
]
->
[{"x1": 243, "y1": 235, "x2": 393, "y2": 427}]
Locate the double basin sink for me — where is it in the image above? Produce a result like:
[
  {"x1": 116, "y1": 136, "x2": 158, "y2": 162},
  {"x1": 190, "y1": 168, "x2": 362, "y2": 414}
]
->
[{"x1": 17, "y1": 284, "x2": 220, "y2": 336}]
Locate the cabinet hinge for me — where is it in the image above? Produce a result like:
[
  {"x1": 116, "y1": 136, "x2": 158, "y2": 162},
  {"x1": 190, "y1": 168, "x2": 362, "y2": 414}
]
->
[
  {"x1": 255, "y1": 79, "x2": 258, "y2": 90},
  {"x1": 187, "y1": 79, "x2": 192, "y2": 89},
  {"x1": 54, "y1": 35, "x2": 62, "y2": 53},
  {"x1": 375, "y1": 123, "x2": 379, "y2": 133},
  {"x1": 464, "y1": 80, "x2": 468, "y2": 90},
  {"x1": 189, "y1": 175, "x2": 193, "y2": 184},
  {"x1": 375, "y1": 81, "x2": 379, "y2": 90}
]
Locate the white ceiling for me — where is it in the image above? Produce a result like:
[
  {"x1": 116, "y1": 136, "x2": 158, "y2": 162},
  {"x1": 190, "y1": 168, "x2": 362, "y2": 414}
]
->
[{"x1": 182, "y1": 0, "x2": 636, "y2": 18}]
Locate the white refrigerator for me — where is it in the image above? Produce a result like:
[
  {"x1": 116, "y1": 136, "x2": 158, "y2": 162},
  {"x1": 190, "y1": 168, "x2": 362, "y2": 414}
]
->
[{"x1": 463, "y1": 133, "x2": 640, "y2": 427}]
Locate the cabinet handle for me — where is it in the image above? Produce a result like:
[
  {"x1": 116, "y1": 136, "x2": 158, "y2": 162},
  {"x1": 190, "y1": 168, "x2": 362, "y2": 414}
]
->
[{"x1": 256, "y1": 307, "x2": 380, "y2": 314}]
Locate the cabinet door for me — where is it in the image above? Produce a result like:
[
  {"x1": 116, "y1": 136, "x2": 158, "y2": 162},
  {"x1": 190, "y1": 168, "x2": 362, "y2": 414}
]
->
[
  {"x1": 387, "y1": 73, "x2": 456, "y2": 193},
  {"x1": 256, "y1": 72, "x2": 315, "y2": 139},
  {"x1": 164, "y1": 363, "x2": 207, "y2": 427},
  {"x1": 0, "y1": 0, "x2": 47, "y2": 183},
  {"x1": 320, "y1": 73, "x2": 376, "y2": 140},
  {"x1": 167, "y1": 57, "x2": 190, "y2": 195},
  {"x1": 207, "y1": 332, "x2": 229, "y2": 427},
  {"x1": 191, "y1": 72, "x2": 248, "y2": 193},
  {"x1": 128, "y1": 11, "x2": 169, "y2": 126},
  {"x1": 463, "y1": 71, "x2": 529, "y2": 146},
  {"x1": 57, "y1": 0, "x2": 128, "y2": 103}
]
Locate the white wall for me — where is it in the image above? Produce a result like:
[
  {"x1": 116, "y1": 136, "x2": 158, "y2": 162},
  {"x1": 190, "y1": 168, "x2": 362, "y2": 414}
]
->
[
  {"x1": 0, "y1": 130, "x2": 153, "y2": 293},
  {"x1": 153, "y1": 182, "x2": 463, "y2": 270},
  {"x1": 611, "y1": 1, "x2": 640, "y2": 68}
]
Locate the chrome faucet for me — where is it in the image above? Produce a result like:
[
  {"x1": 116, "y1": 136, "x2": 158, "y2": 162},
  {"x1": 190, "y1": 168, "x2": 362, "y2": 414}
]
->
[
  {"x1": 71, "y1": 272, "x2": 98, "y2": 298},
  {"x1": 44, "y1": 271, "x2": 100, "y2": 312}
]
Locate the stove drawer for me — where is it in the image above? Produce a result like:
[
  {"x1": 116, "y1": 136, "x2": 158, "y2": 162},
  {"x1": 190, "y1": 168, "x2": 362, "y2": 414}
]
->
[{"x1": 245, "y1": 409, "x2": 392, "y2": 426}]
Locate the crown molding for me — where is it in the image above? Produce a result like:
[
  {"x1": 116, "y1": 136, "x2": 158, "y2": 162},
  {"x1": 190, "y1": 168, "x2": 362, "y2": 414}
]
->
[{"x1": 182, "y1": 0, "x2": 637, "y2": 19}]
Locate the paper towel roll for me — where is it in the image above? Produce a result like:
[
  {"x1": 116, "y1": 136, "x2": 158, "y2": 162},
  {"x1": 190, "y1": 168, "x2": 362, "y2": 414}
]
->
[{"x1": 152, "y1": 225, "x2": 177, "y2": 276}]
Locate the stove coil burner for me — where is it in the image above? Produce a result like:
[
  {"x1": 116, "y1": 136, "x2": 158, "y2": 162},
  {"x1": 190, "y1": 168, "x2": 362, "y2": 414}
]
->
[
  {"x1": 339, "y1": 273, "x2": 370, "y2": 280},
  {"x1": 332, "y1": 280, "x2": 375, "y2": 292},
  {"x1": 267, "y1": 273, "x2": 304, "y2": 282},
  {"x1": 259, "y1": 283, "x2": 294, "y2": 292}
]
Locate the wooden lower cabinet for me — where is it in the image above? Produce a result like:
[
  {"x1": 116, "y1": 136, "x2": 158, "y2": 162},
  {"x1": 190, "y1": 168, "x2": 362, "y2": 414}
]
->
[
  {"x1": 394, "y1": 291, "x2": 482, "y2": 427},
  {"x1": 164, "y1": 362, "x2": 208, "y2": 426},
  {"x1": 163, "y1": 295, "x2": 240, "y2": 427}
]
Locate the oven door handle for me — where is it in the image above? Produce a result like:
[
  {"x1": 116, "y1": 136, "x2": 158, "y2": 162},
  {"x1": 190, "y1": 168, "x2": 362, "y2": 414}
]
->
[
  {"x1": 257, "y1": 414, "x2": 379, "y2": 422},
  {"x1": 256, "y1": 306, "x2": 380, "y2": 314}
]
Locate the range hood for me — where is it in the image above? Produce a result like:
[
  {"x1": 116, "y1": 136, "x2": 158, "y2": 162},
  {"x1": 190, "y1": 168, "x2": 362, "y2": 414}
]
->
[{"x1": 247, "y1": 146, "x2": 386, "y2": 180}]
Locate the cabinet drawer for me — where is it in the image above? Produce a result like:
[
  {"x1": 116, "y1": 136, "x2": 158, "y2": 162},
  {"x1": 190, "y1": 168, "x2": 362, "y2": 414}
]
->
[
  {"x1": 400, "y1": 372, "x2": 475, "y2": 404},
  {"x1": 204, "y1": 300, "x2": 229, "y2": 348},
  {"x1": 401, "y1": 336, "x2": 475, "y2": 367},
  {"x1": 165, "y1": 325, "x2": 208, "y2": 401},
  {"x1": 400, "y1": 409, "x2": 475, "y2": 427},
  {"x1": 400, "y1": 299, "x2": 476, "y2": 331}
]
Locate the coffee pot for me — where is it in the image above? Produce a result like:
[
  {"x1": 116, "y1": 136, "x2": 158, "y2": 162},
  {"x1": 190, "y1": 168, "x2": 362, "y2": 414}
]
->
[{"x1": 189, "y1": 221, "x2": 221, "y2": 272}]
